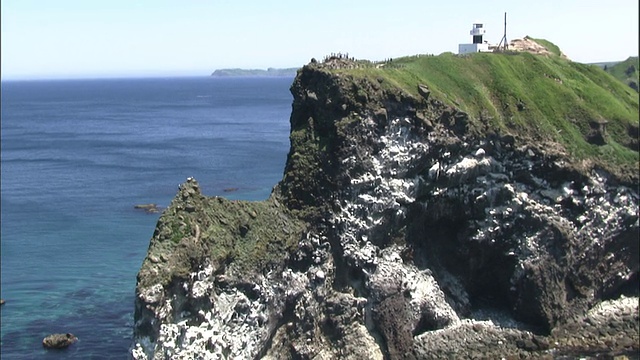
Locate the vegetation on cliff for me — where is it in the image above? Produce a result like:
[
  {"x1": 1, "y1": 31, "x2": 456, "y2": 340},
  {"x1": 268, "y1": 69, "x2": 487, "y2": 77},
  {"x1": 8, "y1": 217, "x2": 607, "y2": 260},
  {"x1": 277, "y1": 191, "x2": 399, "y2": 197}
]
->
[
  {"x1": 137, "y1": 179, "x2": 306, "y2": 289},
  {"x1": 306, "y1": 41, "x2": 638, "y2": 183}
]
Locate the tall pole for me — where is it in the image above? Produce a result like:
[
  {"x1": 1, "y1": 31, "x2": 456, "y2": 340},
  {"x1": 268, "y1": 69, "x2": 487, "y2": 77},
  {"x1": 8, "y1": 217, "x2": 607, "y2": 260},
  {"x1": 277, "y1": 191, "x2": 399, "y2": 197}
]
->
[
  {"x1": 497, "y1": 12, "x2": 508, "y2": 51},
  {"x1": 503, "y1": 12, "x2": 508, "y2": 51}
]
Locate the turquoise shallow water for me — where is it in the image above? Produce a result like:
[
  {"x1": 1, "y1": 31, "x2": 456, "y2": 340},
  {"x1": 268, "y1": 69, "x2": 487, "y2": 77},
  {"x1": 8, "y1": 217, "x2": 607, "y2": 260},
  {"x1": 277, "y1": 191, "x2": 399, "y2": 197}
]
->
[{"x1": 0, "y1": 76, "x2": 293, "y2": 358}]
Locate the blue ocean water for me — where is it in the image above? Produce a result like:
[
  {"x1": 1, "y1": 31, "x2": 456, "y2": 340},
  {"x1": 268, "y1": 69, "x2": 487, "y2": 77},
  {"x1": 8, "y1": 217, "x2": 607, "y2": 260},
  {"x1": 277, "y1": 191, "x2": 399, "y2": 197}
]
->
[{"x1": 0, "y1": 76, "x2": 294, "y2": 359}]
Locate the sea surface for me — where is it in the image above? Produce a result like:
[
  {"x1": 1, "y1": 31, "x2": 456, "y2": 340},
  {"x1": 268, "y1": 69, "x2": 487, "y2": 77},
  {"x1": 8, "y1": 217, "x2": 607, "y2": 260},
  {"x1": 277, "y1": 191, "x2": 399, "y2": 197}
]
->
[{"x1": 0, "y1": 76, "x2": 294, "y2": 359}]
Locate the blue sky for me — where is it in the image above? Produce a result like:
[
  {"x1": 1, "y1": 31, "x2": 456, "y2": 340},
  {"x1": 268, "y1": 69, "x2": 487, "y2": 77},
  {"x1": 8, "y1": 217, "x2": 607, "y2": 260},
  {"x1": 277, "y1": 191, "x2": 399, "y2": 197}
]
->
[{"x1": 1, "y1": 0, "x2": 638, "y2": 79}]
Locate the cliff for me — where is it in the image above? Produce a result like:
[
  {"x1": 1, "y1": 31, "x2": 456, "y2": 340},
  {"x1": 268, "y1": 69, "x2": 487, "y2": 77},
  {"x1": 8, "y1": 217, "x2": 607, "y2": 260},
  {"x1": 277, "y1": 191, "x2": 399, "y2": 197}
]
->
[{"x1": 132, "y1": 47, "x2": 639, "y2": 359}]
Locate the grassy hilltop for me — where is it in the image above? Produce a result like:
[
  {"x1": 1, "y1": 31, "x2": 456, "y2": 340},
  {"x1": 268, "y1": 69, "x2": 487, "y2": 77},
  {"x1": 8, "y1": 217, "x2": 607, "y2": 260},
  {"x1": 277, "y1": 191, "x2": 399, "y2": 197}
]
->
[
  {"x1": 325, "y1": 41, "x2": 638, "y2": 180},
  {"x1": 603, "y1": 56, "x2": 639, "y2": 91}
]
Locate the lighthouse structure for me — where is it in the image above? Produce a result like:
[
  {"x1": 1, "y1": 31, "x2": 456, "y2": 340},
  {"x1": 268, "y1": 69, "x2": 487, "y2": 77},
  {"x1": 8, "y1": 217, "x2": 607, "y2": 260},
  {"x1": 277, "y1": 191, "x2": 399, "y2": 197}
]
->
[{"x1": 458, "y1": 23, "x2": 491, "y2": 54}]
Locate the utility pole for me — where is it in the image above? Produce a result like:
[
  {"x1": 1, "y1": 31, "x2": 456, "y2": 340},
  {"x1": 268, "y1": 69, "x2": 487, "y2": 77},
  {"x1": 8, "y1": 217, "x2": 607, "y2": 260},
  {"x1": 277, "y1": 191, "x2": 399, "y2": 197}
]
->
[{"x1": 497, "y1": 12, "x2": 508, "y2": 51}]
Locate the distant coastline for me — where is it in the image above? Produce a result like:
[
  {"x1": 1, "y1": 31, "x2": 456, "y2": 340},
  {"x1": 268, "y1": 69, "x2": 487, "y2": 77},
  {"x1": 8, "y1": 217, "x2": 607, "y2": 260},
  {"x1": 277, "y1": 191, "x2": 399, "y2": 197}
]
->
[{"x1": 211, "y1": 67, "x2": 298, "y2": 77}]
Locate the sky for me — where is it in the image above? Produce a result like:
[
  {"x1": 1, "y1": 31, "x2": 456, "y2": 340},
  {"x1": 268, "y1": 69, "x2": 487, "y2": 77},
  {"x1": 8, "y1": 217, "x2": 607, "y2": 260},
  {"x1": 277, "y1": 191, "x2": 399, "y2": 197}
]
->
[{"x1": 1, "y1": 0, "x2": 638, "y2": 80}]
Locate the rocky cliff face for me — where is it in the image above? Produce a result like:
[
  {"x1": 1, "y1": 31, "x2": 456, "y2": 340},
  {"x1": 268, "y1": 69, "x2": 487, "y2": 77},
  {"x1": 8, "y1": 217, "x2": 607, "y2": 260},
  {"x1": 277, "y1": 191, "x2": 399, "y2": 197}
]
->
[{"x1": 132, "y1": 58, "x2": 639, "y2": 359}]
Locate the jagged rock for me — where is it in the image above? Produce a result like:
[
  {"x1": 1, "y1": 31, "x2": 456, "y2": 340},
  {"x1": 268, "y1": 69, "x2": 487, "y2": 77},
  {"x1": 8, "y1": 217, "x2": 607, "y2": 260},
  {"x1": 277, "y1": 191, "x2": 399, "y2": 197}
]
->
[
  {"x1": 417, "y1": 84, "x2": 431, "y2": 101},
  {"x1": 42, "y1": 333, "x2": 78, "y2": 349},
  {"x1": 131, "y1": 58, "x2": 639, "y2": 359}
]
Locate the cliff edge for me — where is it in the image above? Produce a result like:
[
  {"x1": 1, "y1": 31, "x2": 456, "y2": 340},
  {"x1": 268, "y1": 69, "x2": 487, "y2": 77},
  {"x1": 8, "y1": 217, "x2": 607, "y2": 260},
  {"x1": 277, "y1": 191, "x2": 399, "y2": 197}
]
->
[{"x1": 132, "y1": 48, "x2": 639, "y2": 359}]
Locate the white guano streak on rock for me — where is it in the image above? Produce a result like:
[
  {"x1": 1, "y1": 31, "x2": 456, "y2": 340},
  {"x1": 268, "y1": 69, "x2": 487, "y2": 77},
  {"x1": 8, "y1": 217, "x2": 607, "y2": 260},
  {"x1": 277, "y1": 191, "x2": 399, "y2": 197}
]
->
[
  {"x1": 373, "y1": 247, "x2": 460, "y2": 327},
  {"x1": 133, "y1": 266, "x2": 309, "y2": 360},
  {"x1": 153, "y1": 288, "x2": 267, "y2": 360},
  {"x1": 342, "y1": 117, "x2": 422, "y2": 225},
  {"x1": 426, "y1": 144, "x2": 638, "y2": 295},
  {"x1": 140, "y1": 283, "x2": 164, "y2": 304},
  {"x1": 190, "y1": 264, "x2": 214, "y2": 299},
  {"x1": 333, "y1": 116, "x2": 459, "y2": 327}
]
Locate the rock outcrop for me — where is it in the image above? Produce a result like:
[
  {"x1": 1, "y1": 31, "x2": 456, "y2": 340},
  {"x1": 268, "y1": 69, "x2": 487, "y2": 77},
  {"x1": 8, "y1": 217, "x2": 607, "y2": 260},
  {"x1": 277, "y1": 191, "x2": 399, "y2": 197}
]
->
[
  {"x1": 507, "y1": 37, "x2": 569, "y2": 59},
  {"x1": 42, "y1": 333, "x2": 78, "y2": 349},
  {"x1": 132, "y1": 57, "x2": 639, "y2": 359},
  {"x1": 135, "y1": 203, "x2": 162, "y2": 214}
]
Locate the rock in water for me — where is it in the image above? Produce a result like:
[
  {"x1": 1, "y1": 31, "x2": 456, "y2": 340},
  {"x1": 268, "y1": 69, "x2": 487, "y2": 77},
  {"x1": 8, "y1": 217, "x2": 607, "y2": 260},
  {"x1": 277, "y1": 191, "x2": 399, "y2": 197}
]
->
[
  {"x1": 42, "y1": 333, "x2": 78, "y2": 349},
  {"x1": 134, "y1": 203, "x2": 160, "y2": 214}
]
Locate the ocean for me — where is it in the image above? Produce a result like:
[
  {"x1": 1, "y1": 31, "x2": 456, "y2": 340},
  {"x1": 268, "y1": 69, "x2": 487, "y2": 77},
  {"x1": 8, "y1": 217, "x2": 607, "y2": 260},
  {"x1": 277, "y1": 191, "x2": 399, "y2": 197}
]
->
[{"x1": 0, "y1": 76, "x2": 294, "y2": 359}]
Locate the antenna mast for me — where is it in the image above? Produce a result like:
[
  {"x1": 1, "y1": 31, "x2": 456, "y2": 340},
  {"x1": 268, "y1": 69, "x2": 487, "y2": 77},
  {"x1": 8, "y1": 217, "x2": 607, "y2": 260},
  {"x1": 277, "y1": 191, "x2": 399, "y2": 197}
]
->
[{"x1": 497, "y1": 12, "x2": 508, "y2": 51}]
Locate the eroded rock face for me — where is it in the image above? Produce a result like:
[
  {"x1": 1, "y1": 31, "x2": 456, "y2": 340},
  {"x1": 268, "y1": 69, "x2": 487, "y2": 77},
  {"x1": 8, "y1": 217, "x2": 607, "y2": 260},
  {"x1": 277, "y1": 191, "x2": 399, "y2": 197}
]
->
[
  {"x1": 131, "y1": 178, "x2": 310, "y2": 360},
  {"x1": 132, "y1": 60, "x2": 639, "y2": 359}
]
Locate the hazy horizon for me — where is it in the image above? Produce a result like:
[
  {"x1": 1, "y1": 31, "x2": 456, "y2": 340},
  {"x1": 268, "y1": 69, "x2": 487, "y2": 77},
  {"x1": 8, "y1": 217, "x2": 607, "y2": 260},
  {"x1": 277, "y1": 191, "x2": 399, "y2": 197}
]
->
[{"x1": 2, "y1": 0, "x2": 638, "y2": 81}]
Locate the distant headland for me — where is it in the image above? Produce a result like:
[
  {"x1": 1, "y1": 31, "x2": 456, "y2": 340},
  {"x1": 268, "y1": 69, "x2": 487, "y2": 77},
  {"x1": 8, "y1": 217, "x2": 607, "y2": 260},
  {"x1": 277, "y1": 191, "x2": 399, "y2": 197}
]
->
[{"x1": 210, "y1": 67, "x2": 298, "y2": 77}]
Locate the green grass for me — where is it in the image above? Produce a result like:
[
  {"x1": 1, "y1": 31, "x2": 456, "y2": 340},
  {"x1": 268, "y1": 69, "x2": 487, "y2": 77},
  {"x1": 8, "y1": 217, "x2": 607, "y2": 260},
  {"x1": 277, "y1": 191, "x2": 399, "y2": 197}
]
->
[
  {"x1": 327, "y1": 45, "x2": 638, "y2": 177},
  {"x1": 603, "y1": 56, "x2": 639, "y2": 91},
  {"x1": 196, "y1": 197, "x2": 307, "y2": 277},
  {"x1": 138, "y1": 190, "x2": 307, "y2": 288}
]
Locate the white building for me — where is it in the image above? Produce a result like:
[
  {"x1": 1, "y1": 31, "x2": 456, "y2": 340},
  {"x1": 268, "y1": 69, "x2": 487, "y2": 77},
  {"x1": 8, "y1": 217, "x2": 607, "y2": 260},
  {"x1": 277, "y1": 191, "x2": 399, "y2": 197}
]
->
[{"x1": 458, "y1": 23, "x2": 490, "y2": 54}]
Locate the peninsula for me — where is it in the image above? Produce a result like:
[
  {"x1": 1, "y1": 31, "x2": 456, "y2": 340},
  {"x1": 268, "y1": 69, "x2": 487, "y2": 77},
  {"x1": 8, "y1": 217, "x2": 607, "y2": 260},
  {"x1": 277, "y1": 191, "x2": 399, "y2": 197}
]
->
[
  {"x1": 133, "y1": 38, "x2": 638, "y2": 359},
  {"x1": 211, "y1": 67, "x2": 298, "y2": 77}
]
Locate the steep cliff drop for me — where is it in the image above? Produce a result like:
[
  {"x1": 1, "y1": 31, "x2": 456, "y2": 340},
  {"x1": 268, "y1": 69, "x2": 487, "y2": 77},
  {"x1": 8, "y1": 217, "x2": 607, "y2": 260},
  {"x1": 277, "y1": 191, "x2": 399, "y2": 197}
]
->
[{"x1": 132, "y1": 49, "x2": 639, "y2": 359}]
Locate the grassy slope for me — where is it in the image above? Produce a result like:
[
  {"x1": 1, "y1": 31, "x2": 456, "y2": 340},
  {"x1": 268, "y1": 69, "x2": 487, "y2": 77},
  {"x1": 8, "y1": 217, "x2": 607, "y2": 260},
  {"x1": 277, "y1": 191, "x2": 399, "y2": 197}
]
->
[
  {"x1": 333, "y1": 47, "x2": 639, "y2": 178},
  {"x1": 604, "y1": 56, "x2": 639, "y2": 89}
]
